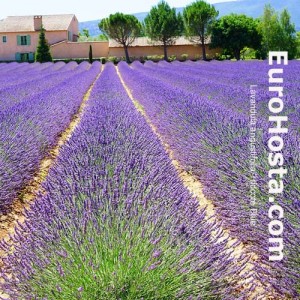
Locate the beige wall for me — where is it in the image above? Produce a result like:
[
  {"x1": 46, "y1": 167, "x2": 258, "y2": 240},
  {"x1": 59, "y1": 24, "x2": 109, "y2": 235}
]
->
[
  {"x1": 50, "y1": 41, "x2": 109, "y2": 59},
  {"x1": 109, "y1": 44, "x2": 221, "y2": 60},
  {"x1": 52, "y1": 43, "x2": 221, "y2": 60},
  {"x1": 0, "y1": 30, "x2": 68, "y2": 61}
]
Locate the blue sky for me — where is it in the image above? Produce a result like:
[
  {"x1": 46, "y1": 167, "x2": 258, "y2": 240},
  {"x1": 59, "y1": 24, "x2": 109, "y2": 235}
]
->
[{"x1": 0, "y1": 0, "x2": 236, "y2": 21}]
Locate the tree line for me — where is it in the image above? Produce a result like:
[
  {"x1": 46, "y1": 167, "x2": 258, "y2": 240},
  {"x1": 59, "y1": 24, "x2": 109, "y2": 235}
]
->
[{"x1": 98, "y1": 0, "x2": 299, "y2": 63}]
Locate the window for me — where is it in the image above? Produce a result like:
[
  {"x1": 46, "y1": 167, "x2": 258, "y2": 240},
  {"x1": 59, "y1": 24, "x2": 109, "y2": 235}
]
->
[
  {"x1": 17, "y1": 35, "x2": 31, "y2": 46},
  {"x1": 15, "y1": 52, "x2": 34, "y2": 62},
  {"x1": 21, "y1": 36, "x2": 27, "y2": 45},
  {"x1": 2, "y1": 36, "x2": 7, "y2": 43},
  {"x1": 20, "y1": 53, "x2": 29, "y2": 62}
]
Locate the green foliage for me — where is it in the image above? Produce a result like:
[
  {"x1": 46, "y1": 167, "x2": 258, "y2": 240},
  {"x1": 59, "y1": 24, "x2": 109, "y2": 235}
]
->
[
  {"x1": 100, "y1": 57, "x2": 106, "y2": 64},
  {"x1": 183, "y1": 0, "x2": 218, "y2": 60},
  {"x1": 258, "y1": 5, "x2": 297, "y2": 59},
  {"x1": 139, "y1": 56, "x2": 146, "y2": 63},
  {"x1": 210, "y1": 14, "x2": 261, "y2": 60},
  {"x1": 144, "y1": 1, "x2": 183, "y2": 61},
  {"x1": 35, "y1": 26, "x2": 52, "y2": 63},
  {"x1": 78, "y1": 34, "x2": 109, "y2": 42},
  {"x1": 138, "y1": 26, "x2": 146, "y2": 37},
  {"x1": 99, "y1": 13, "x2": 141, "y2": 45},
  {"x1": 168, "y1": 55, "x2": 177, "y2": 61},
  {"x1": 82, "y1": 28, "x2": 90, "y2": 38},
  {"x1": 146, "y1": 55, "x2": 165, "y2": 62},
  {"x1": 107, "y1": 56, "x2": 121, "y2": 64},
  {"x1": 296, "y1": 32, "x2": 300, "y2": 58},
  {"x1": 98, "y1": 34, "x2": 109, "y2": 41},
  {"x1": 213, "y1": 52, "x2": 226, "y2": 61},
  {"x1": 88, "y1": 45, "x2": 93, "y2": 63},
  {"x1": 99, "y1": 13, "x2": 141, "y2": 63},
  {"x1": 240, "y1": 47, "x2": 257, "y2": 60},
  {"x1": 180, "y1": 53, "x2": 189, "y2": 61},
  {"x1": 24, "y1": 200, "x2": 215, "y2": 299}
]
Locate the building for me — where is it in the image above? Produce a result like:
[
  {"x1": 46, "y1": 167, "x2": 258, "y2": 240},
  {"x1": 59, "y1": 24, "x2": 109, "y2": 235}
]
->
[{"x1": 0, "y1": 14, "x2": 79, "y2": 61}]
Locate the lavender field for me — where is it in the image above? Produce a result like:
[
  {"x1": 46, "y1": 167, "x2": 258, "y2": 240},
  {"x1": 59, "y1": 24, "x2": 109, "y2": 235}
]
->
[{"x1": 0, "y1": 60, "x2": 299, "y2": 299}]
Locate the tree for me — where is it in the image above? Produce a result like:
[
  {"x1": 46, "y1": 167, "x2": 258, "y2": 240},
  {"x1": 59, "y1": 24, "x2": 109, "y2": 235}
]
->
[
  {"x1": 256, "y1": 5, "x2": 280, "y2": 59},
  {"x1": 296, "y1": 32, "x2": 300, "y2": 58},
  {"x1": 258, "y1": 5, "x2": 297, "y2": 59},
  {"x1": 183, "y1": 0, "x2": 218, "y2": 60},
  {"x1": 35, "y1": 25, "x2": 52, "y2": 63},
  {"x1": 210, "y1": 14, "x2": 261, "y2": 60},
  {"x1": 98, "y1": 34, "x2": 108, "y2": 41},
  {"x1": 280, "y1": 9, "x2": 297, "y2": 59},
  {"x1": 99, "y1": 13, "x2": 141, "y2": 63},
  {"x1": 78, "y1": 33, "x2": 108, "y2": 42},
  {"x1": 89, "y1": 45, "x2": 93, "y2": 63},
  {"x1": 144, "y1": 1, "x2": 183, "y2": 61},
  {"x1": 82, "y1": 28, "x2": 90, "y2": 38}
]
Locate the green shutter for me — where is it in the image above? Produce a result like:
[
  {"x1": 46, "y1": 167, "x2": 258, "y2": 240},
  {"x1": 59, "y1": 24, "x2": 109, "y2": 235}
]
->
[
  {"x1": 17, "y1": 35, "x2": 21, "y2": 45},
  {"x1": 28, "y1": 52, "x2": 34, "y2": 61},
  {"x1": 15, "y1": 52, "x2": 21, "y2": 61},
  {"x1": 27, "y1": 35, "x2": 31, "y2": 45}
]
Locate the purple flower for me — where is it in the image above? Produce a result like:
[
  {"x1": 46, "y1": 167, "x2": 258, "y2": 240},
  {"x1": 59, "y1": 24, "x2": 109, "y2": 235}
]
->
[{"x1": 152, "y1": 249, "x2": 162, "y2": 259}]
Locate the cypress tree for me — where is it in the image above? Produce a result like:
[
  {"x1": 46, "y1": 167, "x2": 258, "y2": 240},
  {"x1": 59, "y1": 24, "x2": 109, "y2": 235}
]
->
[
  {"x1": 89, "y1": 45, "x2": 93, "y2": 63},
  {"x1": 35, "y1": 25, "x2": 52, "y2": 63}
]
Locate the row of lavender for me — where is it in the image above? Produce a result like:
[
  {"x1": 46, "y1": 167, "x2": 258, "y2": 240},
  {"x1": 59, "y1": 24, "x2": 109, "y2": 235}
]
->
[
  {"x1": 0, "y1": 62, "x2": 101, "y2": 214},
  {"x1": 150, "y1": 60, "x2": 299, "y2": 133},
  {"x1": 1, "y1": 64, "x2": 248, "y2": 299},
  {"x1": 0, "y1": 61, "x2": 78, "y2": 89},
  {"x1": 141, "y1": 60, "x2": 299, "y2": 130},
  {"x1": 118, "y1": 60, "x2": 300, "y2": 297},
  {"x1": 0, "y1": 61, "x2": 88, "y2": 111},
  {"x1": 142, "y1": 60, "x2": 300, "y2": 259}
]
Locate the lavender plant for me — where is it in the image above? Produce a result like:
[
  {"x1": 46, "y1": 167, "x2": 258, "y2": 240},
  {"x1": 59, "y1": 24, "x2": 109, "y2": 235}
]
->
[
  {"x1": 1, "y1": 63, "x2": 246, "y2": 299},
  {"x1": 118, "y1": 60, "x2": 300, "y2": 297},
  {"x1": 0, "y1": 62, "x2": 91, "y2": 112},
  {"x1": 0, "y1": 62, "x2": 101, "y2": 214}
]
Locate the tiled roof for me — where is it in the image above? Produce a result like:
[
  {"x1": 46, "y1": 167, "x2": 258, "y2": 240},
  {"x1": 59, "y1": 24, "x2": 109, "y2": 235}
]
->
[
  {"x1": 0, "y1": 14, "x2": 75, "y2": 32},
  {"x1": 109, "y1": 36, "x2": 210, "y2": 47}
]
